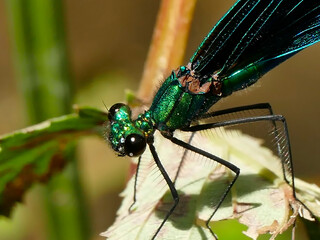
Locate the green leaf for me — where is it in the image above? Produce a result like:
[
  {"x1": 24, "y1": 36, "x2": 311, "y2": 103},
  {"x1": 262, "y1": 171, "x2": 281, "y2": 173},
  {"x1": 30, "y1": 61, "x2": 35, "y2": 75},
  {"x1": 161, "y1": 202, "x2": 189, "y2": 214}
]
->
[
  {"x1": 102, "y1": 129, "x2": 320, "y2": 240},
  {"x1": 0, "y1": 107, "x2": 107, "y2": 216}
]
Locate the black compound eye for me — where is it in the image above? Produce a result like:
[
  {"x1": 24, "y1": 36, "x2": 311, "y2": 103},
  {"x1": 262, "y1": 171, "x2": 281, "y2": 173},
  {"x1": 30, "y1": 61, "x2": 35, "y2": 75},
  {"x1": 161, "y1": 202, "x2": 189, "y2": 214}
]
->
[
  {"x1": 124, "y1": 134, "x2": 146, "y2": 157},
  {"x1": 108, "y1": 103, "x2": 126, "y2": 120}
]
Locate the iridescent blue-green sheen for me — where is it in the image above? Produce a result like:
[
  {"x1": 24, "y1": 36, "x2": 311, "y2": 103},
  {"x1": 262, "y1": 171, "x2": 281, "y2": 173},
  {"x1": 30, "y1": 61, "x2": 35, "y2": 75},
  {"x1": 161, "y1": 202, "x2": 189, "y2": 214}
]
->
[
  {"x1": 221, "y1": 53, "x2": 294, "y2": 96},
  {"x1": 107, "y1": 0, "x2": 320, "y2": 156},
  {"x1": 149, "y1": 70, "x2": 221, "y2": 132},
  {"x1": 109, "y1": 105, "x2": 144, "y2": 149}
]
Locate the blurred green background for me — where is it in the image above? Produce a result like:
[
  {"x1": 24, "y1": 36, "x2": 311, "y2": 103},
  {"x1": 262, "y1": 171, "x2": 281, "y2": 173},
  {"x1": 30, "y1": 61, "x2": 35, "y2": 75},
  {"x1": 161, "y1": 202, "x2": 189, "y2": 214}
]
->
[{"x1": 0, "y1": 0, "x2": 319, "y2": 239}]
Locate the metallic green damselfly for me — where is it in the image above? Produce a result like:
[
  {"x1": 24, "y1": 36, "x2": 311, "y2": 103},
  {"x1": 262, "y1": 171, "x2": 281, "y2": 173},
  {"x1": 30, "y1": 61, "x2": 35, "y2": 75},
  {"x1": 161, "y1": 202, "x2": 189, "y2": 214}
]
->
[{"x1": 107, "y1": 0, "x2": 320, "y2": 239}]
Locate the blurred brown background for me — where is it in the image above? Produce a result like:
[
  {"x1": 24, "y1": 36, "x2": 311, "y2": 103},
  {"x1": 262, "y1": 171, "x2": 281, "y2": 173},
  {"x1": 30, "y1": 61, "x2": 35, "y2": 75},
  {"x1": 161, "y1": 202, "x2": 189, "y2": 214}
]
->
[{"x1": 0, "y1": 0, "x2": 319, "y2": 239}]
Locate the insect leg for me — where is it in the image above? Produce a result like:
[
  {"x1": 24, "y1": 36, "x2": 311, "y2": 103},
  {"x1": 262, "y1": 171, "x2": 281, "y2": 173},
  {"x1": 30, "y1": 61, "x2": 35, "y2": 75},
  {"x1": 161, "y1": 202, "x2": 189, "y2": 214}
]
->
[
  {"x1": 201, "y1": 102, "x2": 274, "y2": 119},
  {"x1": 185, "y1": 114, "x2": 298, "y2": 238},
  {"x1": 148, "y1": 143, "x2": 179, "y2": 240},
  {"x1": 175, "y1": 104, "x2": 273, "y2": 190},
  {"x1": 173, "y1": 132, "x2": 196, "y2": 184},
  {"x1": 129, "y1": 155, "x2": 142, "y2": 212},
  {"x1": 189, "y1": 114, "x2": 295, "y2": 193},
  {"x1": 166, "y1": 135, "x2": 240, "y2": 239}
]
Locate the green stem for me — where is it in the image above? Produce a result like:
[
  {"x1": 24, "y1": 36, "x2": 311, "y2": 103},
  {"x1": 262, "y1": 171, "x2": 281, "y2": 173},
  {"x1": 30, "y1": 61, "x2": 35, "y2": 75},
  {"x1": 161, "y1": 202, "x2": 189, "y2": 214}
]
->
[{"x1": 5, "y1": 0, "x2": 90, "y2": 239}]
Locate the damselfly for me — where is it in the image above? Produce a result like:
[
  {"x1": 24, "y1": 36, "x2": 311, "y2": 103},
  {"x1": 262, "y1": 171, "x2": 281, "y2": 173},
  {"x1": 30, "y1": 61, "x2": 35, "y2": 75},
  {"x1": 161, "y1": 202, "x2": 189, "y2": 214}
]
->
[{"x1": 107, "y1": 0, "x2": 320, "y2": 239}]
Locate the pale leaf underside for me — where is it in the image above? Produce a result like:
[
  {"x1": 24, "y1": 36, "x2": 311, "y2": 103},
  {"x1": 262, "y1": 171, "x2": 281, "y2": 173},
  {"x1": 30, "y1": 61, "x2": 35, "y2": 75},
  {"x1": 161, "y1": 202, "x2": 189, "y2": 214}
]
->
[{"x1": 102, "y1": 129, "x2": 320, "y2": 240}]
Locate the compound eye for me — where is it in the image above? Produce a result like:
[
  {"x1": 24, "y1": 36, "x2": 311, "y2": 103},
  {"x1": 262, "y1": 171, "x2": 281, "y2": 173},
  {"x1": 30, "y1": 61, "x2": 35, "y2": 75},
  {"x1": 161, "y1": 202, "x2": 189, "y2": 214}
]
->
[
  {"x1": 108, "y1": 103, "x2": 126, "y2": 120},
  {"x1": 124, "y1": 134, "x2": 146, "y2": 157}
]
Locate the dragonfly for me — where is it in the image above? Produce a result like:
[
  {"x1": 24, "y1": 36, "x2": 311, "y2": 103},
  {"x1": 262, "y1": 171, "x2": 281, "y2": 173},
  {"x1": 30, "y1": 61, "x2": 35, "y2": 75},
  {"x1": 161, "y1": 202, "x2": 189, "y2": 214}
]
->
[{"x1": 107, "y1": 0, "x2": 320, "y2": 239}]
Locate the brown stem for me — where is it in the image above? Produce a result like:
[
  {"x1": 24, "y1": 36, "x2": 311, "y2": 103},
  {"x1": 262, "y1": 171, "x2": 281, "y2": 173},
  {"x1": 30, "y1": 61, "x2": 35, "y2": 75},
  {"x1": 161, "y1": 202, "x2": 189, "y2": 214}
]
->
[{"x1": 137, "y1": 0, "x2": 197, "y2": 102}]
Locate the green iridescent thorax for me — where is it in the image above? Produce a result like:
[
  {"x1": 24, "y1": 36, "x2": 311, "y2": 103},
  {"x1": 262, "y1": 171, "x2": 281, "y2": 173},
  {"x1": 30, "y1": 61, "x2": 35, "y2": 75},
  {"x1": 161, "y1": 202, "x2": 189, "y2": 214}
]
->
[
  {"x1": 134, "y1": 111, "x2": 155, "y2": 137},
  {"x1": 108, "y1": 105, "x2": 155, "y2": 155},
  {"x1": 149, "y1": 66, "x2": 222, "y2": 132}
]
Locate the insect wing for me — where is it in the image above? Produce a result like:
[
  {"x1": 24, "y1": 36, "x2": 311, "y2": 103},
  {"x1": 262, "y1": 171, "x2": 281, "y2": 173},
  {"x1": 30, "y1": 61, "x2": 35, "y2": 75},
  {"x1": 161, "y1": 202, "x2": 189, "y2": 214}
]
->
[{"x1": 190, "y1": 0, "x2": 320, "y2": 79}]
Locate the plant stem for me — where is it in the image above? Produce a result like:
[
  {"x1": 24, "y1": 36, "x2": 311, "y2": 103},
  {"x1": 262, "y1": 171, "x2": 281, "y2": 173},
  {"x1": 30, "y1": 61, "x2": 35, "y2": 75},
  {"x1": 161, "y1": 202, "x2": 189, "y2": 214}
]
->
[
  {"x1": 138, "y1": 0, "x2": 197, "y2": 101},
  {"x1": 5, "y1": 0, "x2": 90, "y2": 239}
]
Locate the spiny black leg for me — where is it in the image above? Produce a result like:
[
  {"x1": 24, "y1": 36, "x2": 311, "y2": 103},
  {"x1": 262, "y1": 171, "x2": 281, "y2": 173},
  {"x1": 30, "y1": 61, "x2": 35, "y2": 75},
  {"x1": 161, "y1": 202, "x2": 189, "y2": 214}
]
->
[
  {"x1": 176, "y1": 104, "x2": 273, "y2": 188},
  {"x1": 184, "y1": 114, "x2": 301, "y2": 239},
  {"x1": 206, "y1": 169, "x2": 239, "y2": 239},
  {"x1": 129, "y1": 155, "x2": 142, "y2": 212},
  {"x1": 168, "y1": 136, "x2": 240, "y2": 239},
  {"x1": 173, "y1": 132, "x2": 196, "y2": 184},
  {"x1": 149, "y1": 143, "x2": 179, "y2": 240},
  {"x1": 276, "y1": 117, "x2": 295, "y2": 196},
  {"x1": 200, "y1": 103, "x2": 291, "y2": 183},
  {"x1": 199, "y1": 103, "x2": 273, "y2": 120},
  {"x1": 185, "y1": 114, "x2": 296, "y2": 197},
  {"x1": 201, "y1": 103, "x2": 292, "y2": 185},
  {"x1": 266, "y1": 116, "x2": 298, "y2": 240}
]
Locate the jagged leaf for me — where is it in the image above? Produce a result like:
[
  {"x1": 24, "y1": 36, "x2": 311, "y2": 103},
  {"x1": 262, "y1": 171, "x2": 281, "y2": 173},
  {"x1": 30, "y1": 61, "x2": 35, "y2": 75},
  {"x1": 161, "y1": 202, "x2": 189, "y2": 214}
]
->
[
  {"x1": 102, "y1": 129, "x2": 320, "y2": 240},
  {"x1": 0, "y1": 107, "x2": 107, "y2": 216}
]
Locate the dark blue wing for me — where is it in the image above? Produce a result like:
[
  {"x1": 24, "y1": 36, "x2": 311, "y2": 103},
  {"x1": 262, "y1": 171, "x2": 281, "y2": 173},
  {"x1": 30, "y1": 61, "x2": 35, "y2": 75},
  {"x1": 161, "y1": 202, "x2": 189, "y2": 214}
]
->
[{"x1": 190, "y1": 0, "x2": 320, "y2": 79}]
